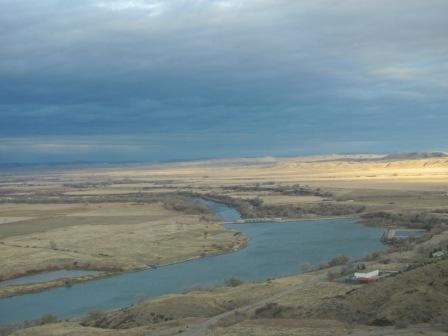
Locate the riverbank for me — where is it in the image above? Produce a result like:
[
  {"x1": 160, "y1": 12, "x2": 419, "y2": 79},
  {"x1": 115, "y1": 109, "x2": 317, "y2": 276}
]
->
[
  {"x1": 0, "y1": 213, "x2": 361, "y2": 298},
  {"x1": 0, "y1": 199, "x2": 248, "y2": 298},
  {"x1": 0, "y1": 272, "x2": 111, "y2": 298},
  {"x1": 0, "y1": 226, "x2": 248, "y2": 298},
  {"x1": 2, "y1": 153, "x2": 447, "y2": 299},
  {"x1": 0, "y1": 200, "x2": 369, "y2": 299},
  {"x1": 1, "y1": 154, "x2": 448, "y2": 333},
  {"x1": 223, "y1": 215, "x2": 357, "y2": 224},
  {"x1": 10, "y1": 256, "x2": 448, "y2": 336},
  {"x1": 7, "y1": 227, "x2": 448, "y2": 335},
  {"x1": 0, "y1": 204, "x2": 385, "y2": 324}
]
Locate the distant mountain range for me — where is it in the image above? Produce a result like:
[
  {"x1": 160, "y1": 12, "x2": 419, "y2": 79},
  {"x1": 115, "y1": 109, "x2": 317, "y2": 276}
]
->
[
  {"x1": 0, "y1": 152, "x2": 447, "y2": 172},
  {"x1": 383, "y1": 152, "x2": 448, "y2": 160}
]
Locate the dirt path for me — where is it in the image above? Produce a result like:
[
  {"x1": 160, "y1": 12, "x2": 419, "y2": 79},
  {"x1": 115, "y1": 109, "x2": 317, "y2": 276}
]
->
[
  {"x1": 178, "y1": 269, "x2": 446, "y2": 336},
  {"x1": 180, "y1": 273, "x2": 326, "y2": 336}
]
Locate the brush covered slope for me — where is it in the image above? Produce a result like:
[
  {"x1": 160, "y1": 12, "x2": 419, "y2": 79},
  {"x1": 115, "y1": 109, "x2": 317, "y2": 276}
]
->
[{"x1": 308, "y1": 258, "x2": 448, "y2": 326}]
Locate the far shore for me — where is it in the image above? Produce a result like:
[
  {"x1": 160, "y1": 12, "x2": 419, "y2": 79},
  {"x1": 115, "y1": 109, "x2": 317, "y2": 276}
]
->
[
  {"x1": 0, "y1": 212, "x2": 382, "y2": 299},
  {"x1": 223, "y1": 215, "x2": 356, "y2": 224},
  {"x1": 0, "y1": 223, "x2": 248, "y2": 298},
  {"x1": 0, "y1": 213, "x2": 373, "y2": 298}
]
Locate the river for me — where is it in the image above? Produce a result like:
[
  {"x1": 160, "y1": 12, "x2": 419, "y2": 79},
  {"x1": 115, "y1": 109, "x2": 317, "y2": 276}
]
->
[{"x1": 0, "y1": 200, "x2": 385, "y2": 324}]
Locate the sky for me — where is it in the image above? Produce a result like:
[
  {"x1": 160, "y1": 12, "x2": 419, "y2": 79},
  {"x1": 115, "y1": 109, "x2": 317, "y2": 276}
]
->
[{"x1": 1, "y1": 0, "x2": 447, "y2": 163}]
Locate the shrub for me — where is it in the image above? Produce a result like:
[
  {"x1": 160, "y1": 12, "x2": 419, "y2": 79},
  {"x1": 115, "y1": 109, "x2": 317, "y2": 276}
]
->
[
  {"x1": 224, "y1": 277, "x2": 244, "y2": 287},
  {"x1": 87, "y1": 310, "x2": 107, "y2": 321},
  {"x1": 299, "y1": 261, "x2": 314, "y2": 273},
  {"x1": 327, "y1": 270, "x2": 338, "y2": 281},
  {"x1": 0, "y1": 325, "x2": 15, "y2": 336},
  {"x1": 64, "y1": 279, "x2": 73, "y2": 288},
  {"x1": 49, "y1": 240, "x2": 58, "y2": 250},
  {"x1": 363, "y1": 251, "x2": 382, "y2": 261},
  {"x1": 254, "y1": 303, "x2": 292, "y2": 318},
  {"x1": 38, "y1": 314, "x2": 58, "y2": 325},
  {"x1": 329, "y1": 255, "x2": 350, "y2": 266},
  {"x1": 395, "y1": 321, "x2": 409, "y2": 329},
  {"x1": 370, "y1": 318, "x2": 394, "y2": 326},
  {"x1": 182, "y1": 283, "x2": 218, "y2": 293},
  {"x1": 80, "y1": 310, "x2": 107, "y2": 327},
  {"x1": 214, "y1": 311, "x2": 247, "y2": 328}
]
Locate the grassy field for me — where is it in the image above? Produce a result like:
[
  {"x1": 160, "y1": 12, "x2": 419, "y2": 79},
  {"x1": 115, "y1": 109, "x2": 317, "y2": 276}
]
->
[
  {"x1": 0, "y1": 199, "x2": 246, "y2": 296},
  {"x1": 1, "y1": 154, "x2": 448, "y2": 335}
]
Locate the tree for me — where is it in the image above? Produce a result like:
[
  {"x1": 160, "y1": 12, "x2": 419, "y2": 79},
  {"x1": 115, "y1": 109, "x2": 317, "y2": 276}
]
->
[
  {"x1": 38, "y1": 314, "x2": 58, "y2": 325},
  {"x1": 328, "y1": 255, "x2": 349, "y2": 266},
  {"x1": 224, "y1": 277, "x2": 243, "y2": 287}
]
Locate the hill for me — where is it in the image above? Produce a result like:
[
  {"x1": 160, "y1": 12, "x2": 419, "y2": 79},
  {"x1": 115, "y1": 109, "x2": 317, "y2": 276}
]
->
[{"x1": 309, "y1": 259, "x2": 448, "y2": 326}]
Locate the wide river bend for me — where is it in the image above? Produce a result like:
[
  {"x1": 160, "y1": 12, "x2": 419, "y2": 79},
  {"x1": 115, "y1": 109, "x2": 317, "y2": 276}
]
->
[{"x1": 0, "y1": 200, "x2": 385, "y2": 324}]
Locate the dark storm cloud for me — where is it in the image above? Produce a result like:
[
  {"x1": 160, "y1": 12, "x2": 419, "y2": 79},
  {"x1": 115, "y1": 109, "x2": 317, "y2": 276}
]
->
[{"x1": 0, "y1": 0, "x2": 447, "y2": 162}]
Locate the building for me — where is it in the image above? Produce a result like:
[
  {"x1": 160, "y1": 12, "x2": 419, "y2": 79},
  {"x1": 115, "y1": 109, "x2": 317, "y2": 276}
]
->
[
  {"x1": 354, "y1": 270, "x2": 380, "y2": 283},
  {"x1": 432, "y1": 251, "x2": 446, "y2": 258},
  {"x1": 352, "y1": 269, "x2": 398, "y2": 284},
  {"x1": 382, "y1": 228, "x2": 426, "y2": 242}
]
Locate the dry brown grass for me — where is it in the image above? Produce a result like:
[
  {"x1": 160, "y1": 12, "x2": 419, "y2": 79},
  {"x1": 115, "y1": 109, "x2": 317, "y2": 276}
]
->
[
  {"x1": 10, "y1": 321, "x2": 188, "y2": 336},
  {"x1": 80, "y1": 274, "x2": 318, "y2": 329},
  {"x1": 1, "y1": 154, "x2": 448, "y2": 335},
  {"x1": 0, "y1": 201, "x2": 245, "y2": 296},
  {"x1": 204, "y1": 318, "x2": 349, "y2": 336}
]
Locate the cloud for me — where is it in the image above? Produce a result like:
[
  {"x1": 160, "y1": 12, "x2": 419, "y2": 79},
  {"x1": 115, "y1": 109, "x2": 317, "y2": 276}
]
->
[
  {"x1": 0, "y1": 0, "x2": 447, "y2": 162},
  {"x1": 94, "y1": 0, "x2": 166, "y2": 12}
]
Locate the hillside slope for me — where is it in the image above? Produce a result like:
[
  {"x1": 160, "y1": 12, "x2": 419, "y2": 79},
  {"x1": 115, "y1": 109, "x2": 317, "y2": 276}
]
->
[{"x1": 310, "y1": 259, "x2": 448, "y2": 326}]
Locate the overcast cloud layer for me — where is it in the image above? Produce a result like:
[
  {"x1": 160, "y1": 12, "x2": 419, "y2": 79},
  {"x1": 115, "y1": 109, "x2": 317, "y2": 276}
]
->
[{"x1": 1, "y1": 0, "x2": 447, "y2": 163}]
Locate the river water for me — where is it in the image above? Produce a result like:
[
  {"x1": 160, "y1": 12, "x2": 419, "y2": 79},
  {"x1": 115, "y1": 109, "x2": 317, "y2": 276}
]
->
[{"x1": 0, "y1": 200, "x2": 384, "y2": 324}]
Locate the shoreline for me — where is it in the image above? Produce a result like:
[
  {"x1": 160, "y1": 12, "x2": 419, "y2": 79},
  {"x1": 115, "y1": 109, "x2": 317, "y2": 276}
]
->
[
  {"x1": 0, "y1": 210, "x2": 391, "y2": 326},
  {"x1": 224, "y1": 215, "x2": 357, "y2": 224},
  {"x1": 0, "y1": 206, "x2": 379, "y2": 299},
  {"x1": 0, "y1": 213, "x2": 379, "y2": 299},
  {"x1": 0, "y1": 226, "x2": 248, "y2": 299}
]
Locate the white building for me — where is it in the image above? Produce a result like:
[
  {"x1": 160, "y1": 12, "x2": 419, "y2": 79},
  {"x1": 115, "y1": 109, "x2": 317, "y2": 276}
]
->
[
  {"x1": 354, "y1": 270, "x2": 380, "y2": 279},
  {"x1": 432, "y1": 251, "x2": 446, "y2": 258}
]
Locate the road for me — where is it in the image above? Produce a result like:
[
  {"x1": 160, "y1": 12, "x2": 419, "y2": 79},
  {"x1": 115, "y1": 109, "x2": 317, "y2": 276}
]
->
[
  {"x1": 181, "y1": 297, "x2": 446, "y2": 336},
  {"x1": 180, "y1": 274, "x2": 325, "y2": 336},
  {"x1": 178, "y1": 268, "x2": 446, "y2": 336}
]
